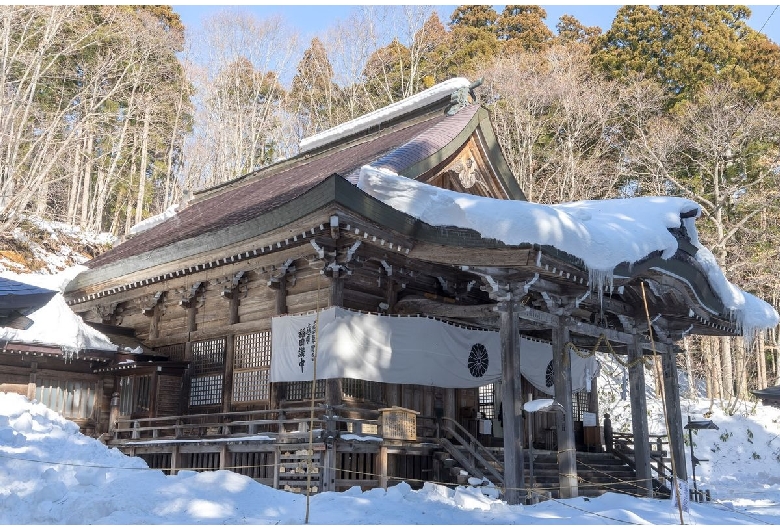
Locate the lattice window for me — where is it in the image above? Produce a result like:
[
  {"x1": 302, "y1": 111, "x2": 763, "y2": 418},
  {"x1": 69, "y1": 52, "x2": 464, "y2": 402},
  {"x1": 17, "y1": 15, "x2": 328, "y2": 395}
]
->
[
  {"x1": 479, "y1": 383, "x2": 495, "y2": 419},
  {"x1": 156, "y1": 343, "x2": 185, "y2": 361},
  {"x1": 234, "y1": 332, "x2": 271, "y2": 369},
  {"x1": 35, "y1": 379, "x2": 96, "y2": 419},
  {"x1": 285, "y1": 380, "x2": 326, "y2": 401},
  {"x1": 192, "y1": 338, "x2": 226, "y2": 373},
  {"x1": 190, "y1": 375, "x2": 223, "y2": 406},
  {"x1": 342, "y1": 378, "x2": 382, "y2": 402},
  {"x1": 233, "y1": 331, "x2": 272, "y2": 403},
  {"x1": 571, "y1": 391, "x2": 589, "y2": 422},
  {"x1": 189, "y1": 338, "x2": 225, "y2": 407},
  {"x1": 119, "y1": 375, "x2": 151, "y2": 416}
]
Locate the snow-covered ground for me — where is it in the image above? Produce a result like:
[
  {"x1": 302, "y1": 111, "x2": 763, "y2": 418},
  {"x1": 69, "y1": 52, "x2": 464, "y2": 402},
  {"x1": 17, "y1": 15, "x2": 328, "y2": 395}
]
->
[{"x1": 1, "y1": 360, "x2": 779, "y2": 525}]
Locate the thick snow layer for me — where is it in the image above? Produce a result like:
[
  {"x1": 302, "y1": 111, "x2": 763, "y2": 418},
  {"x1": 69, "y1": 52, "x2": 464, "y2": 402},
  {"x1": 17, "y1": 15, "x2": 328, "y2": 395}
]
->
[
  {"x1": 0, "y1": 267, "x2": 118, "y2": 354},
  {"x1": 298, "y1": 77, "x2": 471, "y2": 153},
  {"x1": 523, "y1": 399, "x2": 555, "y2": 412},
  {"x1": 1, "y1": 390, "x2": 779, "y2": 524},
  {"x1": 128, "y1": 204, "x2": 178, "y2": 236},
  {"x1": 358, "y1": 166, "x2": 779, "y2": 336}
]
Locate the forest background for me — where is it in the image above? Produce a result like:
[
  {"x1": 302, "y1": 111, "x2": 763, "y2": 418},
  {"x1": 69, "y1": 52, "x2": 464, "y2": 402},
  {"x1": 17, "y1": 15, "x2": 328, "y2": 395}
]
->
[{"x1": 2, "y1": 4, "x2": 780, "y2": 413}]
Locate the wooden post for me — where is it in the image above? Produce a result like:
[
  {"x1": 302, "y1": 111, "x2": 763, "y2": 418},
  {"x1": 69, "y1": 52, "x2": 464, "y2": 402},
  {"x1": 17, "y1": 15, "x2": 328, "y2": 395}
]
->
[
  {"x1": 273, "y1": 447, "x2": 281, "y2": 490},
  {"x1": 170, "y1": 445, "x2": 180, "y2": 475},
  {"x1": 629, "y1": 336, "x2": 653, "y2": 497},
  {"x1": 322, "y1": 440, "x2": 336, "y2": 492},
  {"x1": 219, "y1": 445, "x2": 229, "y2": 470},
  {"x1": 326, "y1": 272, "x2": 344, "y2": 408},
  {"x1": 222, "y1": 334, "x2": 235, "y2": 415},
  {"x1": 499, "y1": 297, "x2": 524, "y2": 505},
  {"x1": 181, "y1": 341, "x2": 193, "y2": 414},
  {"x1": 662, "y1": 348, "x2": 688, "y2": 483},
  {"x1": 109, "y1": 391, "x2": 120, "y2": 438},
  {"x1": 552, "y1": 323, "x2": 577, "y2": 499},
  {"x1": 379, "y1": 446, "x2": 388, "y2": 489},
  {"x1": 27, "y1": 361, "x2": 37, "y2": 400},
  {"x1": 150, "y1": 303, "x2": 162, "y2": 340},
  {"x1": 269, "y1": 274, "x2": 288, "y2": 411},
  {"x1": 149, "y1": 369, "x2": 159, "y2": 418}
]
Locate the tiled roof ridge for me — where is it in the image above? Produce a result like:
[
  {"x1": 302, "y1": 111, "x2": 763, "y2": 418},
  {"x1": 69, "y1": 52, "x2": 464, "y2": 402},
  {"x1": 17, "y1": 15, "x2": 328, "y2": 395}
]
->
[{"x1": 298, "y1": 77, "x2": 472, "y2": 154}]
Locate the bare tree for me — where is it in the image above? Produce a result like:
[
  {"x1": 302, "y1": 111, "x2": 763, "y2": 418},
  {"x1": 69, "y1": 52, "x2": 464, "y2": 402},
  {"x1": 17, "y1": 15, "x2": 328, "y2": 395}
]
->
[{"x1": 181, "y1": 9, "x2": 298, "y2": 190}]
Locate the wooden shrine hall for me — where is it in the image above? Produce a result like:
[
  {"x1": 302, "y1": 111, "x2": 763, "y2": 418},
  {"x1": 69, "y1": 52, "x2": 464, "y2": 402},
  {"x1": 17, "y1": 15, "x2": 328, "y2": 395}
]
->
[{"x1": 63, "y1": 78, "x2": 778, "y2": 504}]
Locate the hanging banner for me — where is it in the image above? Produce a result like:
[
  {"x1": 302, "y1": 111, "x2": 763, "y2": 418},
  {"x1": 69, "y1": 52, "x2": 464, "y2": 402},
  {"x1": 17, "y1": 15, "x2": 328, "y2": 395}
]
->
[
  {"x1": 270, "y1": 308, "x2": 599, "y2": 391},
  {"x1": 271, "y1": 308, "x2": 501, "y2": 388},
  {"x1": 518, "y1": 336, "x2": 600, "y2": 394}
]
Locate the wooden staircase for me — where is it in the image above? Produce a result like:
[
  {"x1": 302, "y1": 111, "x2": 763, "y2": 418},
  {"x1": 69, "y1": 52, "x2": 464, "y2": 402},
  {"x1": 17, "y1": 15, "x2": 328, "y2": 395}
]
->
[{"x1": 434, "y1": 418, "x2": 655, "y2": 500}]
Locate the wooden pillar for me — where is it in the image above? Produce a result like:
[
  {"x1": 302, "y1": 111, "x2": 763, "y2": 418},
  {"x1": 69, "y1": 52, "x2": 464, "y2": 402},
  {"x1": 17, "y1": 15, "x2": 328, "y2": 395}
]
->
[
  {"x1": 322, "y1": 440, "x2": 336, "y2": 492},
  {"x1": 499, "y1": 298, "x2": 524, "y2": 505},
  {"x1": 149, "y1": 369, "x2": 159, "y2": 418},
  {"x1": 149, "y1": 303, "x2": 162, "y2": 340},
  {"x1": 219, "y1": 445, "x2": 229, "y2": 470},
  {"x1": 662, "y1": 348, "x2": 688, "y2": 483},
  {"x1": 273, "y1": 447, "x2": 281, "y2": 490},
  {"x1": 222, "y1": 333, "x2": 235, "y2": 414},
  {"x1": 181, "y1": 341, "x2": 194, "y2": 414},
  {"x1": 170, "y1": 445, "x2": 180, "y2": 475},
  {"x1": 269, "y1": 275, "x2": 287, "y2": 410},
  {"x1": 629, "y1": 337, "x2": 653, "y2": 497},
  {"x1": 326, "y1": 273, "x2": 344, "y2": 408},
  {"x1": 552, "y1": 323, "x2": 577, "y2": 499}
]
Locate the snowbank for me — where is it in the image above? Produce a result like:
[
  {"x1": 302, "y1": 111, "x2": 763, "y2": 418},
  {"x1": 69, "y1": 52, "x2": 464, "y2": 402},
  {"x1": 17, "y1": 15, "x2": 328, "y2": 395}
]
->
[{"x1": 1, "y1": 390, "x2": 778, "y2": 524}]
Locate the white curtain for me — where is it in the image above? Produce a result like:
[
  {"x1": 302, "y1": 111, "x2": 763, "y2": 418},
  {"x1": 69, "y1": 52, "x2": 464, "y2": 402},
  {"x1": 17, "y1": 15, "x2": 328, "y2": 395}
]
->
[{"x1": 270, "y1": 308, "x2": 599, "y2": 391}]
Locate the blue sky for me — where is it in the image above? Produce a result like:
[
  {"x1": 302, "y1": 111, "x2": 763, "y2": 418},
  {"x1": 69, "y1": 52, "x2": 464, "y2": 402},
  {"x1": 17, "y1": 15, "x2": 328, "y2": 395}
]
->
[{"x1": 172, "y1": 4, "x2": 780, "y2": 45}]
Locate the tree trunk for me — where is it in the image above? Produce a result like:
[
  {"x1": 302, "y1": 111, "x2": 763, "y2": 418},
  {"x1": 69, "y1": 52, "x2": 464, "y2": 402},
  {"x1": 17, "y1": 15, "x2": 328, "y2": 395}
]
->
[
  {"x1": 79, "y1": 132, "x2": 94, "y2": 228},
  {"x1": 66, "y1": 135, "x2": 84, "y2": 224},
  {"x1": 134, "y1": 105, "x2": 152, "y2": 225}
]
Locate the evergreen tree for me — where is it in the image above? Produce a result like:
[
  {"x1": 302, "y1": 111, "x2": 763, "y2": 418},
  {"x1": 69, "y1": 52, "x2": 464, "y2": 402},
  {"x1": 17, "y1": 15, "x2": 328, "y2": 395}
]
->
[
  {"x1": 496, "y1": 5, "x2": 554, "y2": 53},
  {"x1": 596, "y1": 5, "x2": 780, "y2": 105},
  {"x1": 446, "y1": 5, "x2": 500, "y2": 76},
  {"x1": 289, "y1": 37, "x2": 342, "y2": 137},
  {"x1": 555, "y1": 14, "x2": 601, "y2": 46}
]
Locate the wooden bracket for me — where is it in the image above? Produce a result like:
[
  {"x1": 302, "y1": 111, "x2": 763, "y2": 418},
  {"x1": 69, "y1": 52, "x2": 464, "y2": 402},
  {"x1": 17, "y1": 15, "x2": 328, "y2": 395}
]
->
[
  {"x1": 141, "y1": 291, "x2": 165, "y2": 316},
  {"x1": 179, "y1": 282, "x2": 204, "y2": 308}
]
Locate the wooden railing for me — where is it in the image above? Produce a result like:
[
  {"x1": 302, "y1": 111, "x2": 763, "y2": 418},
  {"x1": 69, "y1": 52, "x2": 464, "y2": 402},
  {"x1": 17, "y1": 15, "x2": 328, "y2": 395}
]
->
[
  {"x1": 609, "y1": 431, "x2": 673, "y2": 496},
  {"x1": 439, "y1": 416, "x2": 504, "y2": 485},
  {"x1": 112, "y1": 407, "x2": 327, "y2": 441}
]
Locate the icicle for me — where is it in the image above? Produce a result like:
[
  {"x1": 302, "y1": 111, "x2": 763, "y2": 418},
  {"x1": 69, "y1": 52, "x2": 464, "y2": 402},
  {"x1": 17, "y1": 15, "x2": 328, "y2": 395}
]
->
[{"x1": 588, "y1": 268, "x2": 614, "y2": 306}]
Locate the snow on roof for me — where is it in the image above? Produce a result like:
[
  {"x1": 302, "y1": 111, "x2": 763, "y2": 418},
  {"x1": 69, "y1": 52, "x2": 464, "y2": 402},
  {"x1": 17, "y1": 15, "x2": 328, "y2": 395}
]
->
[
  {"x1": 298, "y1": 77, "x2": 471, "y2": 154},
  {"x1": 128, "y1": 203, "x2": 179, "y2": 236},
  {"x1": 358, "y1": 165, "x2": 779, "y2": 337},
  {"x1": 1, "y1": 267, "x2": 119, "y2": 354}
]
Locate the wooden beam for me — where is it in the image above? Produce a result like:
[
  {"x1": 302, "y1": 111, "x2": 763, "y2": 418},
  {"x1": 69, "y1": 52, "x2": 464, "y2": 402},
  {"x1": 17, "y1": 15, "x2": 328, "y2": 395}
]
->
[
  {"x1": 552, "y1": 323, "x2": 577, "y2": 499},
  {"x1": 394, "y1": 297, "x2": 497, "y2": 319}
]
